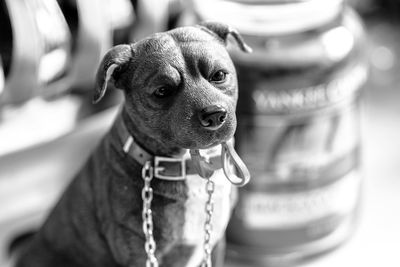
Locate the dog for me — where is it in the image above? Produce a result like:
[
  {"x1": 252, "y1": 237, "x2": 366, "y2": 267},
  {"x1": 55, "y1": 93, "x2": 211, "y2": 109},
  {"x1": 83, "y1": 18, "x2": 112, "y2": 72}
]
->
[{"x1": 15, "y1": 22, "x2": 251, "y2": 267}]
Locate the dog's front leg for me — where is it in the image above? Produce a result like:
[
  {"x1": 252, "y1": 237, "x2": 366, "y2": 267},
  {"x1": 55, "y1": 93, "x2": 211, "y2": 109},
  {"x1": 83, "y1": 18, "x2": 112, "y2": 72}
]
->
[{"x1": 211, "y1": 238, "x2": 226, "y2": 267}]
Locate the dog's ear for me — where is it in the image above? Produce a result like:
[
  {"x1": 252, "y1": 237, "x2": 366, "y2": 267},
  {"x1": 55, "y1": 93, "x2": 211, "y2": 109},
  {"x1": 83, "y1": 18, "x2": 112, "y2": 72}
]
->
[
  {"x1": 199, "y1": 21, "x2": 252, "y2": 53},
  {"x1": 93, "y1": 44, "x2": 134, "y2": 104}
]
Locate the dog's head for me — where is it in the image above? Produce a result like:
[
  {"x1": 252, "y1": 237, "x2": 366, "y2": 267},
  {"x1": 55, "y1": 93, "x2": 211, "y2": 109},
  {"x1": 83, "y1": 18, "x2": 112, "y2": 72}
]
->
[{"x1": 94, "y1": 22, "x2": 251, "y2": 150}]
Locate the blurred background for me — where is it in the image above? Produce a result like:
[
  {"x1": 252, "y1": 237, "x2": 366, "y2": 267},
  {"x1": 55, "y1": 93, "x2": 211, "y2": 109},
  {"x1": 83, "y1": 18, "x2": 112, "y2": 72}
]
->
[{"x1": 0, "y1": 0, "x2": 399, "y2": 266}]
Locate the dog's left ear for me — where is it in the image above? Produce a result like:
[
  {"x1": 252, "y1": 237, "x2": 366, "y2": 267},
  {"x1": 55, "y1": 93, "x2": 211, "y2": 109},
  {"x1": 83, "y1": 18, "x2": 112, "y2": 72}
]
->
[
  {"x1": 199, "y1": 21, "x2": 252, "y2": 53},
  {"x1": 93, "y1": 44, "x2": 134, "y2": 104}
]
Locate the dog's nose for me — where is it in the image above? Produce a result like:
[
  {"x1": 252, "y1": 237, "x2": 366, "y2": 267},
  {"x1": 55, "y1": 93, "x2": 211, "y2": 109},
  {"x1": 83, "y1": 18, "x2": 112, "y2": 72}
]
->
[{"x1": 199, "y1": 105, "x2": 227, "y2": 130}]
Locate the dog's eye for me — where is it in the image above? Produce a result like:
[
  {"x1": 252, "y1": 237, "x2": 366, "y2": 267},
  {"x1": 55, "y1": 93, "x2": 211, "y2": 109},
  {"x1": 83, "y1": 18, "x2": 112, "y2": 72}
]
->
[
  {"x1": 210, "y1": 70, "x2": 227, "y2": 83},
  {"x1": 153, "y1": 86, "x2": 173, "y2": 98}
]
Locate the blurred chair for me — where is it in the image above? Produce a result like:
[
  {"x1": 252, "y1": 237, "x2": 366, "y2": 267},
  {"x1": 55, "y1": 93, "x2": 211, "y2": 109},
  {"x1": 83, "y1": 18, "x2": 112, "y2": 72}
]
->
[{"x1": 0, "y1": 0, "x2": 136, "y2": 266}]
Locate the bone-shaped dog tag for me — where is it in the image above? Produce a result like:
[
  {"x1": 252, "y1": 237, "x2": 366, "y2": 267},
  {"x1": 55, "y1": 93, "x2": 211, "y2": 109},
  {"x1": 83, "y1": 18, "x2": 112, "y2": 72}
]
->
[{"x1": 221, "y1": 142, "x2": 250, "y2": 187}]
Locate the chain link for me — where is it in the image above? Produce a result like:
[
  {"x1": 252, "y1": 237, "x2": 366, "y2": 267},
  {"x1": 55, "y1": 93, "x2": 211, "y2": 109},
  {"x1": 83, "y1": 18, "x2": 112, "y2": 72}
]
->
[
  {"x1": 141, "y1": 161, "x2": 215, "y2": 267},
  {"x1": 142, "y1": 161, "x2": 159, "y2": 267},
  {"x1": 201, "y1": 177, "x2": 215, "y2": 267}
]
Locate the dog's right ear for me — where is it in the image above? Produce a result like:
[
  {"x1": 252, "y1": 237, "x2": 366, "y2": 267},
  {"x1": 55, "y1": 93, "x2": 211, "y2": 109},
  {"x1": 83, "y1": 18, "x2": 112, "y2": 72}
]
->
[
  {"x1": 93, "y1": 44, "x2": 134, "y2": 104},
  {"x1": 199, "y1": 21, "x2": 252, "y2": 53}
]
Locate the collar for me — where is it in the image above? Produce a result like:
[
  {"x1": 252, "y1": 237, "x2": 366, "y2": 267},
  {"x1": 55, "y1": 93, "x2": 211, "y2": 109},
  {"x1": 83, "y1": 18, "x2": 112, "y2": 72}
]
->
[{"x1": 115, "y1": 116, "x2": 223, "y2": 181}]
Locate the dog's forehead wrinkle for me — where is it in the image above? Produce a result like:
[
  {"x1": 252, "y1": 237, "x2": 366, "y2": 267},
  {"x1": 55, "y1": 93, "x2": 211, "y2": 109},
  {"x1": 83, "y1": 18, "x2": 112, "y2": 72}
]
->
[
  {"x1": 157, "y1": 66, "x2": 181, "y2": 86},
  {"x1": 131, "y1": 57, "x2": 182, "y2": 89},
  {"x1": 136, "y1": 64, "x2": 185, "y2": 93},
  {"x1": 135, "y1": 43, "x2": 185, "y2": 76},
  {"x1": 181, "y1": 44, "x2": 232, "y2": 78}
]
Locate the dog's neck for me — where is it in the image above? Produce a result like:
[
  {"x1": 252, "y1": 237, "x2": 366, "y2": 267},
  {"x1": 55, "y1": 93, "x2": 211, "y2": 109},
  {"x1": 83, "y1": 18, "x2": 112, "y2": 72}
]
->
[{"x1": 120, "y1": 107, "x2": 186, "y2": 158}]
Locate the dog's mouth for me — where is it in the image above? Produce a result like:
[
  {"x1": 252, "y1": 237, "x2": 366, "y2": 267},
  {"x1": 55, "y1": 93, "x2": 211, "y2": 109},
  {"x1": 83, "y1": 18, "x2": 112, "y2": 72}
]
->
[
  {"x1": 176, "y1": 124, "x2": 236, "y2": 151},
  {"x1": 199, "y1": 136, "x2": 231, "y2": 150}
]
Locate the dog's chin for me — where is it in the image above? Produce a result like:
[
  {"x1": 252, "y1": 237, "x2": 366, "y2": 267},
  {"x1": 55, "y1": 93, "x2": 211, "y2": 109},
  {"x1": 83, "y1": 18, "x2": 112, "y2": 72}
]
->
[
  {"x1": 177, "y1": 131, "x2": 234, "y2": 151},
  {"x1": 197, "y1": 138, "x2": 229, "y2": 150},
  {"x1": 181, "y1": 141, "x2": 223, "y2": 151}
]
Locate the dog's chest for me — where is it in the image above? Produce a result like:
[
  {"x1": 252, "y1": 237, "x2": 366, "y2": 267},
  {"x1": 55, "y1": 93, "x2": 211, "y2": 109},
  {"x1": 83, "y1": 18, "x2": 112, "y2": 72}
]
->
[{"x1": 179, "y1": 169, "x2": 232, "y2": 266}]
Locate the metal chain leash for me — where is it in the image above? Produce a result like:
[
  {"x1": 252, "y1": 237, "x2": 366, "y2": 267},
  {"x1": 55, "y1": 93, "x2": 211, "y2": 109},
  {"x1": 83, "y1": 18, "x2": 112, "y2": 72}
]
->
[
  {"x1": 141, "y1": 161, "x2": 215, "y2": 267},
  {"x1": 142, "y1": 161, "x2": 159, "y2": 267},
  {"x1": 201, "y1": 177, "x2": 215, "y2": 267}
]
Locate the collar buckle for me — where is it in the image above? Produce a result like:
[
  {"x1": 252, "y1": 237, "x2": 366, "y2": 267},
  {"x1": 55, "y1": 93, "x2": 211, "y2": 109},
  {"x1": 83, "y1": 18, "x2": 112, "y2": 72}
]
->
[{"x1": 154, "y1": 156, "x2": 186, "y2": 181}]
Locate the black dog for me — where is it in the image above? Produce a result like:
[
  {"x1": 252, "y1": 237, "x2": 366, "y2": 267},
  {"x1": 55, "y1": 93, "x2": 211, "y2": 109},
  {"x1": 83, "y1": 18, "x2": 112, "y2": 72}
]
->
[{"x1": 15, "y1": 22, "x2": 250, "y2": 267}]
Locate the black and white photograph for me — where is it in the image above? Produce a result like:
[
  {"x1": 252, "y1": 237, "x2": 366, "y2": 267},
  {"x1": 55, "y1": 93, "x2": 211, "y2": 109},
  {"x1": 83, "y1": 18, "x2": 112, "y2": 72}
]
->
[{"x1": 0, "y1": 0, "x2": 399, "y2": 266}]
